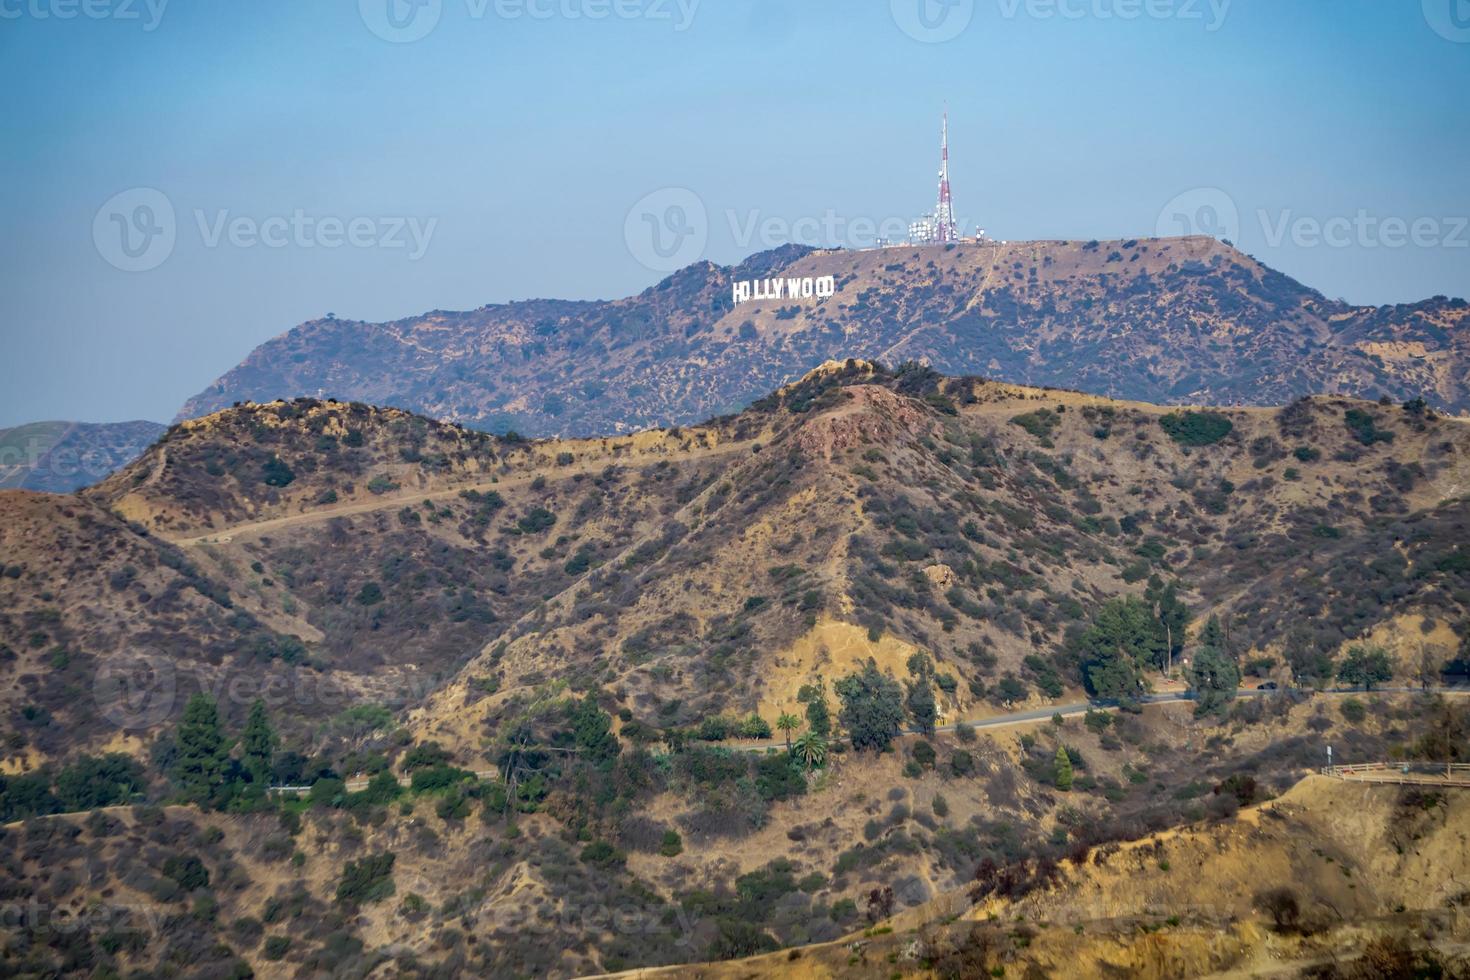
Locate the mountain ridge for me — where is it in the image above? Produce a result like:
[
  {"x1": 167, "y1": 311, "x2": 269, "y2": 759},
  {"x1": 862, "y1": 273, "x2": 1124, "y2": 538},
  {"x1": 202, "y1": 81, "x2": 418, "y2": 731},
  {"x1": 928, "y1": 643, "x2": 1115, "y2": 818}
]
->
[
  {"x1": 178, "y1": 237, "x2": 1470, "y2": 438},
  {"x1": 4, "y1": 365, "x2": 1469, "y2": 977}
]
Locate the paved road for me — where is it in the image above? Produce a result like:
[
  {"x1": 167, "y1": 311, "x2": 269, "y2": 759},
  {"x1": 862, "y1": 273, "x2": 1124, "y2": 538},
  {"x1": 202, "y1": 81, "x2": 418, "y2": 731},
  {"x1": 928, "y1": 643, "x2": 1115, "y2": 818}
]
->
[
  {"x1": 721, "y1": 684, "x2": 1470, "y2": 754},
  {"x1": 268, "y1": 685, "x2": 1470, "y2": 790}
]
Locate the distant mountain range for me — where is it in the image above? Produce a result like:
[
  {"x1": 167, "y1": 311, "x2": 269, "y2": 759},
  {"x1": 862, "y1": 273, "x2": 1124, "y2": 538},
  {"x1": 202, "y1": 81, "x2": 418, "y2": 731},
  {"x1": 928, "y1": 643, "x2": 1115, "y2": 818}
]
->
[
  {"x1": 0, "y1": 419, "x2": 166, "y2": 493},
  {"x1": 179, "y1": 236, "x2": 1470, "y2": 436}
]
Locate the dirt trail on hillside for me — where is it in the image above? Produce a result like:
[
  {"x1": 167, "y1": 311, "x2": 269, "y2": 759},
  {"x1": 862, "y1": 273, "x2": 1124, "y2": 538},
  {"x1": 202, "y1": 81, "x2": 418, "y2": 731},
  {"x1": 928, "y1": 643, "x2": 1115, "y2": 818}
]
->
[{"x1": 163, "y1": 438, "x2": 755, "y2": 547}]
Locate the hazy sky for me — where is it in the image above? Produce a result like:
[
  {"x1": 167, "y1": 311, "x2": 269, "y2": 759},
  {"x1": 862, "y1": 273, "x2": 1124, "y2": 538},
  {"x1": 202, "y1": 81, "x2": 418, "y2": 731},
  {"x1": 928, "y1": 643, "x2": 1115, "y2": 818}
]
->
[{"x1": 2, "y1": 0, "x2": 1467, "y2": 426}]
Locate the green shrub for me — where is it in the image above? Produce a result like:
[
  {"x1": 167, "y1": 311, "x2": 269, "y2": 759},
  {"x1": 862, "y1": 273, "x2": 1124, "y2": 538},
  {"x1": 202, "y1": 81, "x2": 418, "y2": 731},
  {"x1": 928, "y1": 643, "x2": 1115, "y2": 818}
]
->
[
  {"x1": 163, "y1": 854, "x2": 210, "y2": 892},
  {"x1": 579, "y1": 840, "x2": 626, "y2": 869},
  {"x1": 366, "y1": 475, "x2": 399, "y2": 494},
  {"x1": 1010, "y1": 409, "x2": 1062, "y2": 445},
  {"x1": 1160, "y1": 411, "x2": 1233, "y2": 446},
  {"x1": 516, "y1": 507, "x2": 557, "y2": 534},
  {"x1": 754, "y1": 753, "x2": 805, "y2": 802},
  {"x1": 1344, "y1": 408, "x2": 1394, "y2": 446},
  {"x1": 336, "y1": 852, "x2": 395, "y2": 906},
  {"x1": 261, "y1": 455, "x2": 295, "y2": 487}
]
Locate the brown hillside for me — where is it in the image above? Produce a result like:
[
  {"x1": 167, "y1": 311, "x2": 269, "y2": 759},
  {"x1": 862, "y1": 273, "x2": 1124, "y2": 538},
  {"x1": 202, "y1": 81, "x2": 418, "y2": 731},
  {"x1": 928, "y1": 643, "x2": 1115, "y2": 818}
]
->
[
  {"x1": 611, "y1": 776, "x2": 1470, "y2": 979},
  {"x1": 176, "y1": 238, "x2": 1470, "y2": 437},
  {"x1": 7, "y1": 365, "x2": 1468, "y2": 774}
]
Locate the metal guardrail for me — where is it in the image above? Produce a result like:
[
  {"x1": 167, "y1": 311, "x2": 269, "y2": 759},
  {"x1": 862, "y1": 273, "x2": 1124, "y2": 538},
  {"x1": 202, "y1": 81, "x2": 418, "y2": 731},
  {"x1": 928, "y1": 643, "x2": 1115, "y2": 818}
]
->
[
  {"x1": 269, "y1": 767, "x2": 500, "y2": 796},
  {"x1": 1321, "y1": 762, "x2": 1470, "y2": 786}
]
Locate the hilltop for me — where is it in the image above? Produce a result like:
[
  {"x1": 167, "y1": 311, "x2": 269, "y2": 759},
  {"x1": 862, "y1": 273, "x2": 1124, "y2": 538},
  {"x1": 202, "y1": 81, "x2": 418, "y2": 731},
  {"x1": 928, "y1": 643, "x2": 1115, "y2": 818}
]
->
[
  {"x1": 2, "y1": 367, "x2": 1469, "y2": 976},
  {"x1": 177, "y1": 238, "x2": 1470, "y2": 436},
  {"x1": 619, "y1": 775, "x2": 1470, "y2": 979},
  {"x1": 3, "y1": 363, "x2": 1463, "y2": 764}
]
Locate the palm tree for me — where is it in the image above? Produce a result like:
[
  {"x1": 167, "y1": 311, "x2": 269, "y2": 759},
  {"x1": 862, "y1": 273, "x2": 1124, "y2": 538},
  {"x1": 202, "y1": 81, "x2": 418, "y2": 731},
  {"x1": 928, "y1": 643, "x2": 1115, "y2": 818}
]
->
[
  {"x1": 793, "y1": 731, "x2": 828, "y2": 773},
  {"x1": 777, "y1": 712, "x2": 801, "y2": 751}
]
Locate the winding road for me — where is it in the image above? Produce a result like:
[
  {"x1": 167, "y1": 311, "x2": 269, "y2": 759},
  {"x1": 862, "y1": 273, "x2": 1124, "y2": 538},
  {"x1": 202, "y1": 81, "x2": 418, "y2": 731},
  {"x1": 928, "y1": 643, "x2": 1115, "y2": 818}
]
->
[{"x1": 268, "y1": 685, "x2": 1470, "y2": 792}]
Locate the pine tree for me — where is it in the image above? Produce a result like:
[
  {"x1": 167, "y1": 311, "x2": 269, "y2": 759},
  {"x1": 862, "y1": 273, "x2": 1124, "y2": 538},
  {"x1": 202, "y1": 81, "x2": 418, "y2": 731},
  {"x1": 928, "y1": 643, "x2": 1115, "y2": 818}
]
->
[
  {"x1": 171, "y1": 694, "x2": 229, "y2": 806},
  {"x1": 906, "y1": 676, "x2": 937, "y2": 736},
  {"x1": 905, "y1": 653, "x2": 938, "y2": 736},
  {"x1": 241, "y1": 699, "x2": 278, "y2": 788},
  {"x1": 1187, "y1": 643, "x2": 1240, "y2": 716},
  {"x1": 1053, "y1": 745, "x2": 1074, "y2": 791}
]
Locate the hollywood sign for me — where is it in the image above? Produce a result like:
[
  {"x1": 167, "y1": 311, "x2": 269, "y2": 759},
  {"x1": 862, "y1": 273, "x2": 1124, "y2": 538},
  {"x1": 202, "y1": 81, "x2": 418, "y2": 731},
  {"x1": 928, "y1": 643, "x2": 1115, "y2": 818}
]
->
[{"x1": 731, "y1": 275, "x2": 836, "y2": 306}]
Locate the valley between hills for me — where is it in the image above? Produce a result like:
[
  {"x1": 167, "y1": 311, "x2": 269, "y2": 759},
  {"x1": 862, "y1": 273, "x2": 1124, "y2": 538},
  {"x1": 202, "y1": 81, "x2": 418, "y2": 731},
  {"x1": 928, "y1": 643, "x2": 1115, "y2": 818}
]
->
[{"x1": 2, "y1": 357, "x2": 1469, "y2": 976}]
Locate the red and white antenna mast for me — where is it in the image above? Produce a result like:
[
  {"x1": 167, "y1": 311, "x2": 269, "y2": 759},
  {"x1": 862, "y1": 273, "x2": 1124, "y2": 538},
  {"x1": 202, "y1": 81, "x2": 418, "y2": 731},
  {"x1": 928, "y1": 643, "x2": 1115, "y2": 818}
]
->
[{"x1": 935, "y1": 108, "x2": 958, "y2": 243}]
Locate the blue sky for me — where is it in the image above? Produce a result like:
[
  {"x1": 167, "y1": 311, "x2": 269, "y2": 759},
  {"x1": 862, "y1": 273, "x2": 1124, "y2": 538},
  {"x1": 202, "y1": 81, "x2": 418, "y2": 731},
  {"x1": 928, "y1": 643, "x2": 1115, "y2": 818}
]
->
[{"x1": 1, "y1": 0, "x2": 1467, "y2": 426}]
